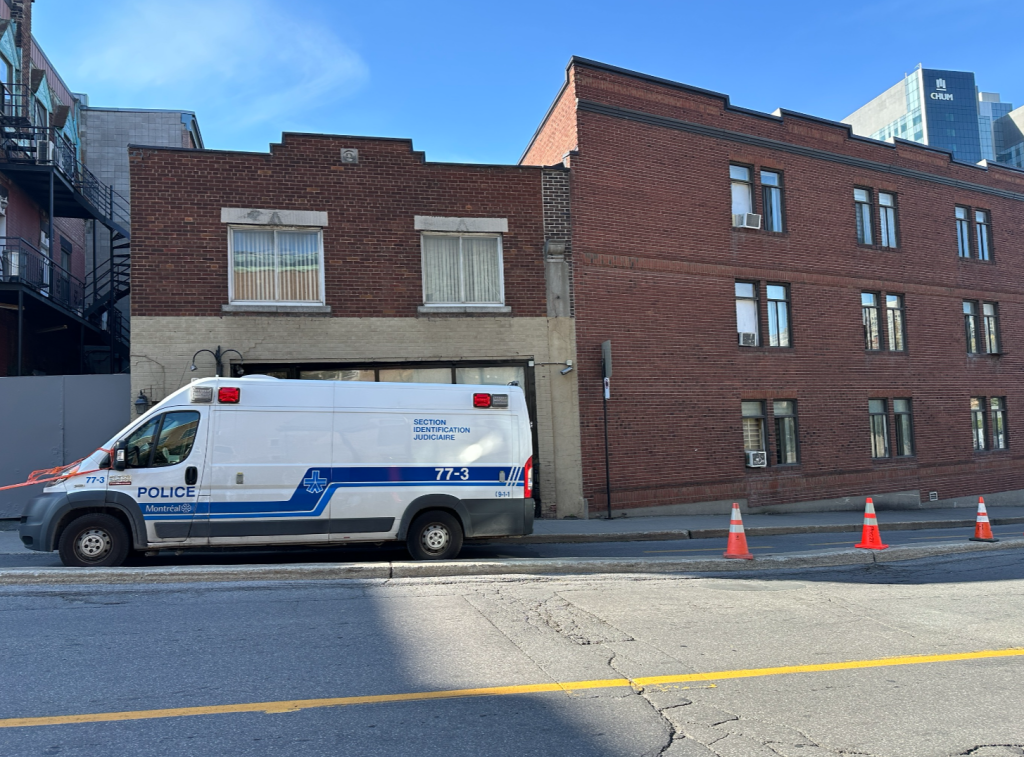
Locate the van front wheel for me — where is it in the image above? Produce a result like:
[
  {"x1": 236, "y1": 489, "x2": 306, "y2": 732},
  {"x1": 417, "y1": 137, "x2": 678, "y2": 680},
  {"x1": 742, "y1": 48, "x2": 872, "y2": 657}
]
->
[
  {"x1": 406, "y1": 511, "x2": 463, "y2": 561},
  {"x1": 58, "y1": 513, "x2": 131, "y2": 568}
]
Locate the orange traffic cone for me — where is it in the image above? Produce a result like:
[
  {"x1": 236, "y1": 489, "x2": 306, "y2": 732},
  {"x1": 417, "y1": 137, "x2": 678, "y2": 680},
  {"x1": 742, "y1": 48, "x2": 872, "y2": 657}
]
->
[
  {"x1": 855, "y1": 497, "x2": 888, "y2": 550},
  {"x1": 970, "y1": 497, "x2": 998, "y2": 542},
  {"x1": 723, "y1": 503, "x2": 754, "y2": 560}
]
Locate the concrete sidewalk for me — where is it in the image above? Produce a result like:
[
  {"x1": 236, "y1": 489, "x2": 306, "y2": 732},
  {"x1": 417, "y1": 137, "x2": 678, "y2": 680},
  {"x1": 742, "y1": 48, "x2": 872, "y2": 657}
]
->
[{"x1": 505, "y1": 504, "x2": 1024, "y2": 544}]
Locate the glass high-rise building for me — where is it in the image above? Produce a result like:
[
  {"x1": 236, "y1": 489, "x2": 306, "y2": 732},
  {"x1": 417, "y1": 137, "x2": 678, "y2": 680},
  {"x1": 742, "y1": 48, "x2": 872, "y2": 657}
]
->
[
  {"x1": 995, "y1": 106, "x2": 1024, "y2": 168},
  {"x1": 978, "y1": 92, "x2": 1013, "y2": 161},
  {"x1": 843, "y1": 66, "x2": 1016, "y2": 167}
]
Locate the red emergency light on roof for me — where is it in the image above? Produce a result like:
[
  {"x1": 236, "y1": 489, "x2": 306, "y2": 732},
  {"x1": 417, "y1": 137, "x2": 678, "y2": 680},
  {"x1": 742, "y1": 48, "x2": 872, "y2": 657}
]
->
[
  {"x1": 218, "y1": 387, "x2": 241, "y2": 404},
  {"x1": 473, "y1": 393, "x2": 492, "y2": 408}
]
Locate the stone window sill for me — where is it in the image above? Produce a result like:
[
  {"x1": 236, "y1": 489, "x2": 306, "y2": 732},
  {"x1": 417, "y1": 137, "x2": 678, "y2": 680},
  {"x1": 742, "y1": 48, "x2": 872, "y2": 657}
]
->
[
  {"x1": 222, "y1": 303, "x2": 331, "y2": 315},
  {"x1": 417, "y1": 305, "x2": 511, "y2": 316}
]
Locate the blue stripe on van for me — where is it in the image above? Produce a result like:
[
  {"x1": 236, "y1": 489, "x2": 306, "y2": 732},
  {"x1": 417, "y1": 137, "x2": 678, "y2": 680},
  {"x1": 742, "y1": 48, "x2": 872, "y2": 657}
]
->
[{"x1": 142, "y1": 465, "x2": 523, "y2": 520}]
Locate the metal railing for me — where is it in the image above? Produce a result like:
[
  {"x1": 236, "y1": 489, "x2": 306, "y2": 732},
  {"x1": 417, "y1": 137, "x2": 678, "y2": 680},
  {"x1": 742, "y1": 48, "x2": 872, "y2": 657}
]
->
[
  {"x1": 0, "y1": 236, "x2": 84, "y2": 313},
  {"x1": 0, "y1": 83, "x2": 131, "y2": 233},
  {"x1": 85, "y1": 251, "x2": 130, "y2": 315},
  {"x1": 0, "y1": 81, "x2": 28, "y2": 124}
]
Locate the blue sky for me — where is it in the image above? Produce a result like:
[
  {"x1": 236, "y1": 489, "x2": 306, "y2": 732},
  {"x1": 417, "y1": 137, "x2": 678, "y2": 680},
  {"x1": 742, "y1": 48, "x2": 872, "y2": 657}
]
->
[{"x1": 34, "y1": 0, "x2": 1024, "y2": 164}]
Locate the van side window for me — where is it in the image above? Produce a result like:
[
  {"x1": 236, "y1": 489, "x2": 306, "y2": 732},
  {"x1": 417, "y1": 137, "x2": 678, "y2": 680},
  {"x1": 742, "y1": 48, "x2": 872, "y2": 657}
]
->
[
  {"x1": 123, "y1": 411, "x2": 201, "y2": 469},
  {"x1": 124, "y1": 418, "x2": 160, "y2": 469},
  {"x1": 152, "y1": 412, "x2": 201, "y2": 467}
]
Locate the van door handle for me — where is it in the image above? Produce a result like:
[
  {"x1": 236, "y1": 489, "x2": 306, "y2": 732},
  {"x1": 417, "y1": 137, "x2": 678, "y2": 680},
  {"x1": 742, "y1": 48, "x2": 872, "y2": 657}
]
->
[{"x1": 185, "y1": 466, "x2": 198, "y2": 486}]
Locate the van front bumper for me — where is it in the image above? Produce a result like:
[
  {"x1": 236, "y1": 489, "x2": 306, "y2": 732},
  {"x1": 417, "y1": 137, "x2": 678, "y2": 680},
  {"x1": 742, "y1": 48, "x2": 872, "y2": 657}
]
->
[
  {"x1": 463, "y1": 498, "x2": 534, "y2": 538},
  {"x1": 17, "y1": 492, "x2": 68, "y2": 552}
]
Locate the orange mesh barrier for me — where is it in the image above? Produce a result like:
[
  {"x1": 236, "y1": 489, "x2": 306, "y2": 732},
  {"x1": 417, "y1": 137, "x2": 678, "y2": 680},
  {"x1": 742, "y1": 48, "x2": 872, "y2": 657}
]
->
[{"x1": 0, "y1": 449, "x2": 111, "y2": 492}]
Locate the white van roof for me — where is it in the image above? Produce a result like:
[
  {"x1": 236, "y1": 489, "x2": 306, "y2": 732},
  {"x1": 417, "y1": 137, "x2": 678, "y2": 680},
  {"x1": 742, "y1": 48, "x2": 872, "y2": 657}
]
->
[{"x1": 156, "y1": 376, "x2": 526, "y2": 412}]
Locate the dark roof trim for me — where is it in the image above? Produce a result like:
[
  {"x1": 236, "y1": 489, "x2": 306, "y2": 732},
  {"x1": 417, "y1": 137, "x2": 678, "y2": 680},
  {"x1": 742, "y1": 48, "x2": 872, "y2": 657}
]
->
[
  {"x1": 577, "y1": 99, "x2": 1024, "y2": 203},
  {"x1": 570, "y1": 56, "x2": 783, "y2": 123},
  {"x1": 566, "y1": 57, "x2": 1020, "y2": 174},
  {"x1": 127, "y1": 144, "x2": 269, "y2": 156},
  {"x1": 127, "y1": 139, "x2": 542, "y2": 171}
]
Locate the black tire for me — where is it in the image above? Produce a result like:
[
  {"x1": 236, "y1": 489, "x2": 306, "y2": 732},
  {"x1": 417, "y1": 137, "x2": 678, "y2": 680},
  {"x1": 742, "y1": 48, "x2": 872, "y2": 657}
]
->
[
  {"x1": 57, "y1": 513, "x2": 131, "y2": 568},
  {"x1": 406, "y1": 510, "x2": 463, "y2": 561}
]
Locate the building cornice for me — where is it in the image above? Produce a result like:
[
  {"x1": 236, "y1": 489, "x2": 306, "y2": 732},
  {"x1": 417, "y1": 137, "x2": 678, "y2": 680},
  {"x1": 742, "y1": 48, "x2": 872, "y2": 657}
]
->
[{"x1": 577, "y1": 99, "x2": 1024, "y2": 203}]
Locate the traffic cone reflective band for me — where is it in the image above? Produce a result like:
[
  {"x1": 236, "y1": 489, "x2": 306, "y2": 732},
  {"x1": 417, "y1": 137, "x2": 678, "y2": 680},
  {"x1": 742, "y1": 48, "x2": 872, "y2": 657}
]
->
[
  {"x1": 970, "y1": 497, "x2": 998, "y2": 542},
  {"x1": 855, "y1": 497, "x2": 888, "y2": 550},
  {"x1": 723, "y1": 503, "x2": 754, "y2": 560}
]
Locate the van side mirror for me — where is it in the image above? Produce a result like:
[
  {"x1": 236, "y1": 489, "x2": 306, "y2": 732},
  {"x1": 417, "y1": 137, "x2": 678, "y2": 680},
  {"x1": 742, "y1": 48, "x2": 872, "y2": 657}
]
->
[{"x1": 113, "y1": 441, "x2": 127, "y2": 471}]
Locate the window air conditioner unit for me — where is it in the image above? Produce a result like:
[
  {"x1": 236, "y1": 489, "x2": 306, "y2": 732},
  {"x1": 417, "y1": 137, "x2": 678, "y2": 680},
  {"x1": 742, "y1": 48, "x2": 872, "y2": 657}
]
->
[
  {"x1": 732, "y1": 213, "x2": 762, "y2": 229},
  {"x1": 35, "y1": 139, "x2": 54, "y2": 164},
  {"x1": 745, "y1": 450, "x2": 768, "y2": 468},
  {"x1": 738, "y1": 332, "x2": 757, "y2": 347}
]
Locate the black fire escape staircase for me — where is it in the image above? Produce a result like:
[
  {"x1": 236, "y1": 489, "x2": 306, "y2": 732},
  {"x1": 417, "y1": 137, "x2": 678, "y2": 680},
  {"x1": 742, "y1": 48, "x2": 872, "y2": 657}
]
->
[{"x1": 0, "y1": 81, "x2": 131, "y2": 373}]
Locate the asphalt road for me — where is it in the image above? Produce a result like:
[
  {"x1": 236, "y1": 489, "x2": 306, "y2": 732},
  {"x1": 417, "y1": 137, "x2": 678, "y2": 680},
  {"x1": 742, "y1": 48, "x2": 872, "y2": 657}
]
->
[
  {"x1": 2, "y1": 551, "x2": 1024, "y2": 756},
  {"x1": 0, "y1": 524, "x2": 1020, "y2": 568}
]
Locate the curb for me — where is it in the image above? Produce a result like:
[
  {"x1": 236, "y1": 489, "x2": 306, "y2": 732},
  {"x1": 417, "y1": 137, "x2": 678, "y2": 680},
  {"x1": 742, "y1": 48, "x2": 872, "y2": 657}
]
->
[
  {"x1": 495, "y1": 516, "x2": 1024, "y2": 544},
  {"x1": 1, "y1": 538, "x2": 1021, "y2": 586}
]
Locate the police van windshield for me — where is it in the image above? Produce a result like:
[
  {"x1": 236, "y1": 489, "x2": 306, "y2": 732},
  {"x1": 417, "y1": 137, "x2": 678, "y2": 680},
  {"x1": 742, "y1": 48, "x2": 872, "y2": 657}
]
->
[{"x1": 124, "y1": 411, "x2": 200, "y2": 468}]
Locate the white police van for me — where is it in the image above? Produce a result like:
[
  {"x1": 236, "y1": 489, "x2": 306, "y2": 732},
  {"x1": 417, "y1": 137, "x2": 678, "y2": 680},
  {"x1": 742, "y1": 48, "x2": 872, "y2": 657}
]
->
[{"x1": 18, "y1": 376, "x2": 535, "y2": 567}]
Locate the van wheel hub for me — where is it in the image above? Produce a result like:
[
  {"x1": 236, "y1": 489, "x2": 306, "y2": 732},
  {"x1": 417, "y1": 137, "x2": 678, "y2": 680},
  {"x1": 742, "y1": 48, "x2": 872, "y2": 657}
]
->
[
  {"x1": 75, "y1": 528, "x2": 112, "y2": 561},
  {"x1": 421, "y1": 524, "x2": 450, "y2": 553}
]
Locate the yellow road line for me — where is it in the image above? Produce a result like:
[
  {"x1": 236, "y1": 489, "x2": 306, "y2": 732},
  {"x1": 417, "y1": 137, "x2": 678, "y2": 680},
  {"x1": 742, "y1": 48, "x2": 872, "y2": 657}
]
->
[{"x1": 2, "y1": 648, "x2": 1022, "y2": 729}]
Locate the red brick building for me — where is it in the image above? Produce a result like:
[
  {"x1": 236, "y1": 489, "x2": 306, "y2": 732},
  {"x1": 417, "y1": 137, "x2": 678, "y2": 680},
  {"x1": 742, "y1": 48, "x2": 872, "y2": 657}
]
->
[
  {"x1": 523, "y1": 58, "x2": 1024, "y2": 514},
  {"x1": 128, "y1": 134, "x2": 584, "y2": 516}
]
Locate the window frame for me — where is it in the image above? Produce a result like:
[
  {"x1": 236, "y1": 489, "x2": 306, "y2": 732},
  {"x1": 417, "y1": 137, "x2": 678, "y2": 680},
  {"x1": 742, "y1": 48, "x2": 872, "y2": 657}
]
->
[
  {"x1": 420, "y1": 231, "x2": 506, "y2": 307},
  {"x1": 741, "y1": 400, "x2": 767, "y2": 455},
  {"x1": 766, "y1": 283, "x2": 791, "y2": 348},
  {"x1": 990, "y1": 397, "x2": 1008, "y2": 450},
  {"x1": 854, "y1": 187, "x2": 874, "y2": 246},
  {"x1": 885, "y1": 293, "x2": 906, "y2": 352},
  {"x1": 735, "y1": 280, "x2": 760, "y2": 347},
  {"x1": 971, "y1": 397, "x2": 988, "y2": 451},
  {"x1": 869, "y1": 398, "x2": 890, "y2": 459},
  {"x1": 862, "y1": 292, "x2": 882, "y2": 351},
  {"x1": 955, "y1": 206, "x2": 971, "y2": 258},
  {"x1": 981, "y1": 302, "x2": 1000, "y2": 354},
  {"x1": 730, "y1": 163, "x2": 755, "y2": 224},
  {"x1": 963, "y1": 300, "x2": 979, "y2": 354},
  {"x1": 760, "y1": 169, "x2": 785, "y2": 233},
  {"x1": 226, "y1": 225, "x2": 326, "y2": 306},
  {"x1": 975, "y1": 209, "x2": 992, "y2": 262},
  {"x1": 772, "y1": 399, "x2": 799, "y2": 465},
  {"x1": 34, "y1": 96, "x2": 47, "y2": 129},
  {"x1": 877, "y1": 191, "x2": 899, "y2": 249},
  {"x1": 893, "y1": 398, "x2": 914, "y2": 457}
]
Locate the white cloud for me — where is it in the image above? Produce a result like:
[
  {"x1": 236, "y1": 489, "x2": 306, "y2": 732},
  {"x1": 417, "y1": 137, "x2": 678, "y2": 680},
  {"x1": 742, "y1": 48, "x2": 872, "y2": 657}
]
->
[{"x1": 72, "y1": 0, "x2": 368, "y2": 130}]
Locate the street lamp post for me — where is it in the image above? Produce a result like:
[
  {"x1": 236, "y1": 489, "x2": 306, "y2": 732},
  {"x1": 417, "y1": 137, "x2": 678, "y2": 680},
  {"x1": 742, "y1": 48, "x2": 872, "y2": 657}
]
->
[{"x1": 190, "y1": 346, "x2": 244, "y2": 378}]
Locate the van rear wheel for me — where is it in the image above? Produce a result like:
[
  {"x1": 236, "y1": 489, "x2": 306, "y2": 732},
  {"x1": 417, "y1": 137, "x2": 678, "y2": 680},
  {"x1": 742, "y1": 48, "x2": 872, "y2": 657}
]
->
[
  {"x1": 407, "y1": 511, "x2": 463, "y2": 560},
  {"x1": 58, "y1": 513, "x2": 131, "y2": 568}
]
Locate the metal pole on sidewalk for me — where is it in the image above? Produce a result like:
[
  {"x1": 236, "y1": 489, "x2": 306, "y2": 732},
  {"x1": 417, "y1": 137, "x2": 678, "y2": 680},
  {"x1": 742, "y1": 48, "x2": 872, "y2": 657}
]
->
[
  {"x1": 603, "y1": 387, "x2": 611, "y2": 519},
  {"x1": 601, "y1": 340, "x2": 613, "y2": 520},
  {"x1": 16, "y1": 288, "x2": 22, "y2": 376}
]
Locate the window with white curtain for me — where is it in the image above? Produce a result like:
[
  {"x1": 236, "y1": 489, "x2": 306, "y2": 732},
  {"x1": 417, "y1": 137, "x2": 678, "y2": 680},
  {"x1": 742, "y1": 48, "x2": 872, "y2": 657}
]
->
[
  {"x1": 229, "y1": 227, "x2": 323, "y2": 304},
  {"x1": 421, "y1": 233, "x2": 503, "y2": 305}
]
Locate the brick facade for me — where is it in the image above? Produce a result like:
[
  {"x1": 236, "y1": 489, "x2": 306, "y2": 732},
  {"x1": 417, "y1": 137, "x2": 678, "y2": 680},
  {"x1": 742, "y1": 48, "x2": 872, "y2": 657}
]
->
[
  {"x1": 129, "y1": 135, "x2": 548, "y2": 320},
  {"x1": 129, "y1": 134, "x2": 585, "y2": 517},
  {"x1": 523, "y1": 59, "x2": 1024, "y2": 514}
]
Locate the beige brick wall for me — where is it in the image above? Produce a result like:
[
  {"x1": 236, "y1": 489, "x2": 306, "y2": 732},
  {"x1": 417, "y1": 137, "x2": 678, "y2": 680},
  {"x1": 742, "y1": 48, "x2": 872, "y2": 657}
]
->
[{"x1": 131, "y1": 315, "x2": 584, "y2": 518}]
